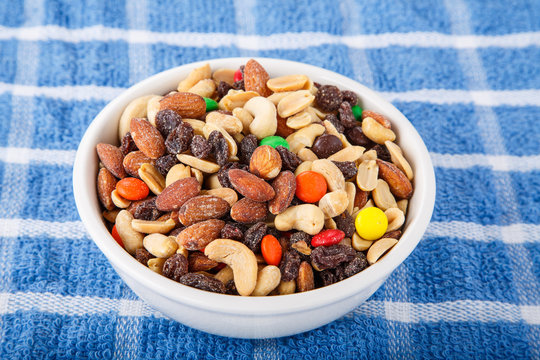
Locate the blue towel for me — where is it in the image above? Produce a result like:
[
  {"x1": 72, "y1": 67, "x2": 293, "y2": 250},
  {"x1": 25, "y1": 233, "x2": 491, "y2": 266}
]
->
[{"x1": 0, "y1": 0, "x2": 539, "y2": 358}]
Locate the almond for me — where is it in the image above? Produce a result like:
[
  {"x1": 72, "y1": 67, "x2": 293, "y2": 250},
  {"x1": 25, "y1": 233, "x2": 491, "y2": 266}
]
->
[
  {"x1": 362, "y1": 110, "x2": 391, "y2": 129},
  {"x1": 249, "y1": 145, "x2": 282, "y2": 180},
  {"x1": 243, "y1": 59, "x2": 272, "y2": 97},
  {"x1": 175, "y1": 219, "x2": 225, "y2": 250},
  {"x1": 354, "y1": 187, "x2": 368, "y2": 209},
  {"x1": 188, "y1": 252, "x2": 219, "y2": 272},
  {"x1": 276, "y1": 115, "x2": 295, "y2": 138},
  {"x1": 376, "y1": 159, "x2": 413, "y2": 199},
  {"x1": 228, "y1": 169, "x2": 275, "y2": 202},
  {"x1": 96, "y1": 143, "x2": 126, "y2": 179},
  {"x1": 296, "y1": 261, "x2": 314, "y2": 292},
  {"x1": 123, "y1": 151, "x2": 153, "y2": 177},
  {"x1": 178, "y1": 195, "x2": 231, "y2": 226},
  {"x1": 230, "y1": 198, "x2": 268, "y2": 223},
  {"x1": 268, "y1": 171, "x2": 296, "y2": 215},
  {"x1": 155, "y1": 177, "x2": 201, "y2": 211},
  {"x1": 97, "y1": 168, "x2": 117, "y2": 210},
  {"x1": 130, "y1": 118, "x2": 165, "y2": 159},
  {"x1": 159, "y1": 92, "x2": 206, "y2": 119}
]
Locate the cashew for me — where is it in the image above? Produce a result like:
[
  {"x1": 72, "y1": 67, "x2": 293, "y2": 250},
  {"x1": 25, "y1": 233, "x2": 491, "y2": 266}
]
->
[
  {"x1": 212, "y1": 68, "x2": 236, "y2": 85},
  {"x1": 294, "y1": 160, "x2": 313, "y2": 176},
  {"x1": 102, "y1": 209, "x2": 120, "y2": 223},
  {"x1": 132, "y1": 218, "x2": 176, "y2": 234},
  {"x1": 352, "y1": 233, "x2": 374, "y2": 252},
  {"x1": 286, "y1": 124, "x2": 325, "y2": 153},
  {"x1": 397, "y1": 199, "x2": 409, "y2": 215},
  {"x1": 148, "y1": 258, "x2": 166, "y2": 274},
  {"x1": 147, "y1": 95, "x2": 163, "y2": 126},
  {"x1": 366, "y1": 238, "x2": 398, "y2": 265},
  {"x1": 232, "y1": 107, "x2": 254, "y2": 134},
  {"x1": 166, "y1": 164, "x2": 192, "y2": 187},
  {"x1": 328, "y1": 146, "x2": 365, "y2": 162},
  {"x1": 385, "y1": 208, "x2": 405, "y2": 232},
  {"x1": 205, "y1": 111, "x2": 243, "y2": 135},
  {"x1": 286, "y1": 110, "x2": 312, "y2": 129},
  {"x1": 345, "y1": 182, "x2": 356, "y2": 215},
  {"x1": 311, "y1": 159, "x2": 345, "y2": 191},
  {"x1": 118, "y1": 95, "x2": 156, "y2": 141},
  {"x1": 385, "y1": 140, "x2": 414, "y2": 180},
  {"x1": 204, "y1": 239, "x2": 258, "y2": 296},
  {"x1": 267, "y1": 91, "x2": 292, "y2": 106},
  {"x1": 214, "y1": 265, "x2": 234, "y2": 284},
  {"x1": 187, "y1": 78, "x2": 216, "y2": 98},
  {"x1": 243, "y1": 96, "x2": 278, "y2": 140},
  {"x1": 138, "y1": 163, "x2": 165, "y2": 195},
  {"x1": 219, "y1": 90, "x2": 259, "y2": 111},
  {"x1": 177, "y1": 154, "x2": 220, "y2": 173},
  {"x1": 143, "y1": 233, "x2": 178, "y2": 258},
  {"x1": 362, "y1": 117, "x2": 396, "y2": 144},
  {"x1": 267, "y1": 75, "x2": 308, "y2": 92},
  {"x1": 251, "y1": 265, "x2": 281, "y2": 296},
  {"x1": 372, "y1": 179, "x2": 397, "y2": 211},
  {"x1": 356, "y1": 160, "x2": 378, "y2": 191},
  {"x1": 274, "y1": 204, "x2": 325, "y2": 235},
  {"x1": 200, "y1": 188, "x2": 238, "y2": 206},
  {"x1": 182, "y1": 119, "x2": 206, "y2": 136},
  {"x1": 111, "y1": 190, "x2": 131, "y2": 208},
  {"x1": 298, "y1": 148, "x2": 318, "y2": 161},
  {"x1": 203, "y1": 122, "x2": 238, "y2": 157},
  {"x1": 177, "y1": 63, "x2": 211, "y2": 92},
  {"x1": 277, "y1": 90, "x2": 314, "y2": 118},
  {"x1": 115, "y1": 210, "x2": 143, "y2": 255},
  {"x1": 278, "y1": 280, "x2": 296, "y2": 295},
  {"x1": 318, "y1": 190, "x2": 348, "y2": 218}
]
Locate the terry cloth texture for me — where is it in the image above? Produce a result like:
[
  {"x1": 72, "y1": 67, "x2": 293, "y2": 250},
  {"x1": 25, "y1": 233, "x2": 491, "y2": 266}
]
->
[{"x1": 0, "y1": 0, "x2": 540, "y2": 359}]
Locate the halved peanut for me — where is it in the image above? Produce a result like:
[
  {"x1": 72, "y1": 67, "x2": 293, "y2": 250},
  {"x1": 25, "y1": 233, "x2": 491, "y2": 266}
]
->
[
  {"x1": 205, "y1": 112, "x2": 243, "y2": 135},
  {"x1": 203, "y1": 122, "x2": 238, "y2": 157},
  {"x1": 214, "y1": 265, "x2": 234, "y2": 284},
  {"x1": 352, "y1": 233, "x2": 374, "y2": 251},
  {"x1": 328, "y1": 146, "x2": 365, "y2": 162},
  {"x1": 138, "y1": 163, "x2": 165, "y2": 195},
  {"x1": 323, "y1": 119, "x2": 340, "y2": 137},
  {"x1": 267, "y1": 91, "x2": 292, "y2": 106},
  {"x1": 324, "y1": 217, "x2": 337, "y2": 230},
  {"x1": 200, "y1": 188, "x2": 238, "y2": 206},
  {"x1": 187, "y1": 78, "x2": 216, "y2": 98},
  {"x1": 385, "y1": 207, "x2": 405, "y2": 232},
  {"x1": 102, "y1": 209, "x2": 120, "y2": 223},
  {"x1": 294, "y1": 160, "x2": 313, "y2": 176},
  {"x1": 397, "y1": 199, "x2": 409, "y2": 215},
  {"x1": 232, "y1": 107, "x2": 253, "y2": 134},
  {"x1": 190, "y1": 167, "x2": 204, "y2": 184},
  {"x1": 366, "y1": 238, "x2": 398, "y2": 264},
  {"x1": 118, "y1": 95, "x2": 156, "y2": 141},
  {"x1": 267, "y1": 75, "x2": 308, "y2": 92},
  {"x1": 345, "y1": 182, "x2": 356, "y2": 215},
  {"x1": 143, "y1": 233, "x2": 178, "y2": 258},
  {"x1": 385, "y1": 140, "x2": 414, "y2": 180},
  {"x1": 319, "y1": 190, "x2": 348, "y2": 218},
  {"x1": 360, "y1": 149, "x2": 378, "y2": 162},
  {"x1": 277, "y1": 90, "x2": 315, "y2": 118},
  {"x1": 372, "y1": 179, "x2": 397, "y2": 211},
  {"x1": 115, "y1": 210, "x2": 143, "y2": 255},
  {"x1": 356, "y1": 160, "x2": 378, "y2": 191},
  {"x1": 165, "y1": 164, "x2": 191, "y2": 187},
  {"x1": 182, "y1": 119, "x2": 206, "y2": 136},
  {"x1": 177, "y1": 154, "x2": 220, "y2": 173},
  {"x1": 311, "y1": 159, "x2": 345, "y2": 192},
  {"x1": 286, "y1": 111, "x2": 312, "y2": 129},
  {"x1": 212, "y1": 68, "x2": 236, "y2": 85},
  {"x1": 298, "y1": 148, "x2": 318, "y2": 161},
  {"x1": 111, "y1": 189, "x2": 131, "y2": 208},
  {"x1": 132, "y1": 218, "x2": 176, "y2": 234},
  {"x1": 278, "y1": 280, "x2": 296, "y2": 295},
  {"x1": 362, "y1": 117, "x2": 396, "y2": 144},
  {"x1": 306, "y1": 106, "x2": 326, "y2": 120},
  {"x1": 219, "y1": 90, "x2": 259, "y2": 111},
  {"x1": 147, "y1": 95, "x2": 163, "y2": 126},
  {"x1": 177, "y1": 63, "x2": 211, "y2": 92},
  {"x1": 251, "y1": 265, "x2": 281, "y2": 296},
  {"x1": 205, "y1": 174, "x2": 222, "y2": 189},
  {"x1": 148, "y1": 258, "x2": 166, "y2": 274}
]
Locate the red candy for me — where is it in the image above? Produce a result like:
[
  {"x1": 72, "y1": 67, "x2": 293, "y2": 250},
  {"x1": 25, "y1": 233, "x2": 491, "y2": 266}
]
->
[
  {"x1": 233, "y1": 69, "x2": 243, "y2": 82},
  {"x1": 116, "y1": 177, "x2": 149, "y2": 200},
  {"x1": 111, "y1": 225, "x2": 124, "y2": 248},
  {"x1": 261, "y1": 234, "x2": 282, "y2": 266},
  {"x1": 311, "y1": 229, "x2": 345, "y2": 247},
  {"x1": 295, "y1": 171, "x2": 327, "y2": 203}
]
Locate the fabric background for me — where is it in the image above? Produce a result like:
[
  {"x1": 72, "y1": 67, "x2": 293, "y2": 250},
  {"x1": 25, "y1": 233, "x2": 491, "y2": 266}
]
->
[{"x1": 0, "y1": 0, "x2": 539, "y2": 359}]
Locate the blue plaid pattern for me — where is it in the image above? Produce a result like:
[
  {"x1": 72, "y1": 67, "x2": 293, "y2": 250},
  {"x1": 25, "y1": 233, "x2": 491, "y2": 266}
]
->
[{"x1": 0, "y1": 0, "x2": 539, "y2": 358}]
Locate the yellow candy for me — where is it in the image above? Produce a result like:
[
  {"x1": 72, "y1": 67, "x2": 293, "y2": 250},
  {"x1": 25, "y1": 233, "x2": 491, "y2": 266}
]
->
[{"x1": 355, "y1": 207, "x2": 388, "y2": 240}]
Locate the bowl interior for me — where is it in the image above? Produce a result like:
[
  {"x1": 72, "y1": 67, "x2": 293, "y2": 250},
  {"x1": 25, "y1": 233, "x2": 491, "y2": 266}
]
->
[{"x1": 73, "y1": 57, "x2": 435, "y2": 315}]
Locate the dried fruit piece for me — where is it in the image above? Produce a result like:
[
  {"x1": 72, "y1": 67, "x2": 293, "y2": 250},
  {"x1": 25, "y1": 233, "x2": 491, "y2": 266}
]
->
[
  {"x1": 132, "y1": 197, "x2": 162, "y2": 221},
  {"x1": 315, "y1": 85, "x2": 342, "y2": 112},
  {"x1": 162, "y1": 253, "x2": 188, "y2": 282},
  {"x1": 155, "y1": 109, "x2": 183, "y2": 139},
  {"x1": 97, "y1": 168, "x2": 117, "y2": 210},
  {"x1": 249, "y1": 145, "x2": 282, "y2": 180},
  {"x1": 155, "y1": 177, "x2": 201, "y2": 212},
  {"x1": 279, "y1": 250, "x2": 301, "y2": 281},
  {"x1": 244, "y1": 222, "x2": 267, "y2": 252},
  {"x1": 165, "y1": 122, "x2": 194, "y2": 155},
  {"x1": 345, "y1": 126, "x2": 375, "y2": 148},
  {"x1": 311, "y1": 244, "x2": 356, "y2": 271},
  {"x1": 334, "y1": 211, "x2": 356, "y2": 238},
  {"x1": 220, "y1": 222, "x2": 244, "y2": 240},
  {"x1": 341, "y1": 90, "x2": 358, "y2": 106},
  {"x1": 276, "y1": 145, "x2": 301, "y2": 171},
  {"x1": 228, "y1": 169, "x2": 275, "y2": 202},
  {"x1": 188, "y1": 252, "x2": 219, "y2": 272},
  {"x1": 190, "y1": 135, "x2": 212, "y2": 159},
  {"x1": 130, "y1": 118, "x2": 166, "y2": 159},
  {"x1": 175, "y1": 219, "x2": 225, "y2": 250},
  {"x1": 268, "y1": 170, "x2": 296, "y2": 215},
  {"x1": 179, "y1": 273, "x2": 226, "y2": 293},
  {"x1": 177, "y1": 195, "x2": 230, "y2": 226},
  {"x1": 339, "y1": 101, "x2": 357, "y2": 129},
  {"x1": 372, "y1": 144, "x2": 391, "y2": 162},
  {"x1": 96, "y1": 143, "x2": 127, "y2": 179},
  {"x1": 332, "y1": 161, "x2": 357, "y2": 179},
  {"x1": 230, "y1": 198, "x2": 268, "y2": 223},
  {"x1": 120, "y1": 132, "x2": 138, "y2": 155},
  {"x1": 243, "y1": 59, "x2": 272, "y2": 97},
  {"x1": 154, "y1": 154, "x2": 178, "y2": 177},
  {"x1": 159, "y1": 92, "x2": 206, "y2": 119},
  {"x1": 325, "y1": 114, "x2": 344, "y2": 133},
  {"x1": 239, "y1": 134, "x2": 258, "y2": 164},
  {"x1": 208, "y1": 130, "x2": 229, "y2": 166},
  {"x1": 135, "y1": 248, "x2": 154, "y2": 266}
]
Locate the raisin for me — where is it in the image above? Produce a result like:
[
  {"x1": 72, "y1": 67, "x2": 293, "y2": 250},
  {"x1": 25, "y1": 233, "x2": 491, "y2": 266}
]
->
[
  {"x1": 220, "y1": 222, "x2": 244, "y2": 240},
  {"x1": 345, "y1": 126, "x2": 375, "y2": 148},
  {"x1": 290, "y1": 196, "x2": 303, "y2": 206},
  {"x1": 279, "y1": 250, "x2": 301, "y2": 282},
  {"x1": 332, "y1": 161, "x2": 358, "y2": 179},
  {"x1": 120, "y1": 132, "x2": 138, "y2": 155},
  {"x1": 244, "y1": 222, "x2": 267, "y2": 252},
  {"x1": 208, "y1": 130, "x2": 229, "y2": 166},
  {"x1": 344, "y1": 253, "x2": 368, "y2": 277},
  {"x1": 372, "y1": 144, "x2": 392, "y2": 162},
  {"x1": 133, "y1": 197, "x2": 162, "y2": 221},
  {"x1": 315, "y1": 85, "x2": 342, "y2": 112},
  {"x1": 135, "y1": 248, "x2": 154, "y2": 266},
  {"x1": 341, "y1": 90, "x2": 358, "y2": 106},
  {"x1": 339, "y1": 102, "x2": 357, "y2": 129},
  {"x1": 178, "y1": 273, "x2": 226, "y2": 294},
  {"x1": 154, "y1": 154, "x2": 178, "y2": 177},
  {"x1": 156, "y1": 109, "x2": 183, "y2": 139},
  {"x1": 239, "y1": 65, "x2": 245, "y2": 75},
  {"x1": 276, "y1": 145, "x2": 301, "y2": 172},
  {"x1": 311, "y1": 245, "x2": 356, "y2": 271},
  {"x1": 188, "y1": 252, "x2": 219, "y2": 272},
  {"x1": 311, "y1": 134, "x2": 343, "y2": 158},
  {"x1": 165, "y1": 122, "x2": 194, "y2": 154},
  {"x1": 333, "y1": 211, "x2": 355, "y2": 238},
  {"x1": 239, "y1": 134, "x2": 258, "y2": 164},
  {"x1": 232, "y1": 80, "x2": 245, "y2": 91},
  {"x1": 290, "y1": 231, "x2": 311, "y2": 246},
  {"x1": 266, "y1": 227, "x2": 282, "y2": 241},
  {"x1": 162, "y1": 253, "x2": 188, "y2": 282},
  {"x1": 384, "y1": 230, "x2": 402, "y2": 239},
  {"x1": 190, "y1": 135, "x2": 212, "y2": 159},
  {"x1": 225, "y1": 279, "x2": 238, "y2": 295},
  {"x1": 318, "y1": 269, "x2": 337, "y2": 287},
  {"x1": 217, "y1": 162, "x2": 248, "y2": 188},
  {"x1": 325, "y1": 114, "x2": 344, "y2": 133},
  {"x1": 217, "y1": 81, "x2": 233, "y2": 99}
]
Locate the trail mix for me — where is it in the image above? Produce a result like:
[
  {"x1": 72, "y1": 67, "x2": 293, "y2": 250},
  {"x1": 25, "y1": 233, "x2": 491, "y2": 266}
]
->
[{"x1": 96, "y1": 60, "x2": 414, "y2": 296}]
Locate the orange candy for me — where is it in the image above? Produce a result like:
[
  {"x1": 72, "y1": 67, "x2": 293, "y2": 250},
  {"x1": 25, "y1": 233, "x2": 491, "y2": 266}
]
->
[
  {"x1": 111, "y1": 225, "x2": 124, "y2": 248},
  {"x1": 295, "y1": 171, "x2": 327, "y2": 203},
  {"x1": 261, "y1": 235, "x2": 282, "y2": 266},
  {"x1": 116, "y1": 177, "x2": 149, "y2": 200}
]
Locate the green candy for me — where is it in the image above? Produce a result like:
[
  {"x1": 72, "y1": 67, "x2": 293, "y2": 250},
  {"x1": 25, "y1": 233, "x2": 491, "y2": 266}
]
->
[
  {"x1": 351, "y1": 105, "x2": 363, "y2": 120},
  {"x1": 204, "y1": 97, "x2": 218, "y2": 112},
  {"x1": 260, "y1": 136, "x2": 289, "y2": 150}
]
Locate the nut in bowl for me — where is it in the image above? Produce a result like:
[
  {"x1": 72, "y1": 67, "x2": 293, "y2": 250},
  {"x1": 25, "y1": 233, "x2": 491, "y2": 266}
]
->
[{"x1": 73, "y1": 58, "x2": 435, "y2": 338}]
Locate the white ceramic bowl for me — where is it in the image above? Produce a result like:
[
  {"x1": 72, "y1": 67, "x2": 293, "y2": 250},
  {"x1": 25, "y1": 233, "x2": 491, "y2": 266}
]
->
[{"x1": 73, "y1": 57, "x2": 435, "y2": 339}]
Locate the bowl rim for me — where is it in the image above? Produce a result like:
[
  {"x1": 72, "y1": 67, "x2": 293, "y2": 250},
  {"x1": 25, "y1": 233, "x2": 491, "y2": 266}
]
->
[{"x1": 73, "y1": 57, "x2": 435, "y2": 316}]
